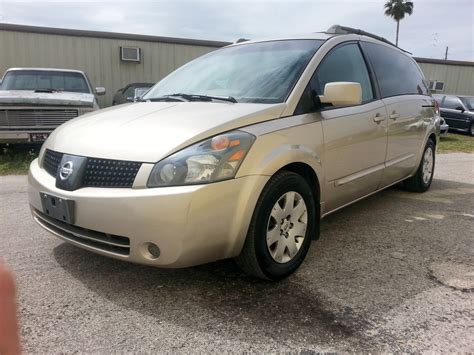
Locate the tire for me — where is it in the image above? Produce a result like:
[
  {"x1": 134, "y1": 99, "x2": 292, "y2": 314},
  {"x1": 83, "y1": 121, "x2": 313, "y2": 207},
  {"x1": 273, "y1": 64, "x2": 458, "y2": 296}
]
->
[
  {"x1": 235, "y1": 171, "x2": 317, "y2": 280},
  {"x1": 470, "y1": 123, "x2": 474, "y2": 137},
  {"x1": 403, "y1": 139, "x2": 435, "y2": 192}
]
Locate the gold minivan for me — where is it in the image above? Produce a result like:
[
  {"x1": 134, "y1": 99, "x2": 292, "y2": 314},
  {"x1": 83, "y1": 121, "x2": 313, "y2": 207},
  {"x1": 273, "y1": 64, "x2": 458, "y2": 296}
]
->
[{"x1": 28, "y1": 26, "x2": 440, "y2": 280}]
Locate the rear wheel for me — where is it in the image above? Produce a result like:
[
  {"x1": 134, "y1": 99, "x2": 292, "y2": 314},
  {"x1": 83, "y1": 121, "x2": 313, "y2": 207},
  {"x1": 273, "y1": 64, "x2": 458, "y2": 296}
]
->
[
  {"x1": 403, "y1": 139, "x2": 435, "y2": 192},
  {"x1": 235, "y1": 171, "x2": 317, "y2": 280},
  {"x1": 469, "y1": 123, "x2": 474, "y2": 136}
]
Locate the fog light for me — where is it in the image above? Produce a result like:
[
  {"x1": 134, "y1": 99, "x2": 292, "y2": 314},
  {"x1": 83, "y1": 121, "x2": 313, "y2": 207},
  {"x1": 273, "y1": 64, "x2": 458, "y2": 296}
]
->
[{"x1": 146, "y1": 242, "x2": 161, "y2": 259}]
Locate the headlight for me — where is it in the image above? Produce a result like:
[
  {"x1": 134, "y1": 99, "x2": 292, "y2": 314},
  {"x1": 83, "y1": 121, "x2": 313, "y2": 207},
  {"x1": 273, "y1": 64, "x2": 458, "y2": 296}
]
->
[{"x1": 147, "y1": 131, "x2": 255, "y2": 187}]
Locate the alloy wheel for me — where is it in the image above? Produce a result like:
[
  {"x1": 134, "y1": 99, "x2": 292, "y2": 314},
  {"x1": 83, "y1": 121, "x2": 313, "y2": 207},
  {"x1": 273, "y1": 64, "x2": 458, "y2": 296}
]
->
[
  {"x1": 422, "y1": 147, "x2": 434, "y2": 184},
  {"x1": 266, "y1": 191, "x2": 308, "y2": 263}
]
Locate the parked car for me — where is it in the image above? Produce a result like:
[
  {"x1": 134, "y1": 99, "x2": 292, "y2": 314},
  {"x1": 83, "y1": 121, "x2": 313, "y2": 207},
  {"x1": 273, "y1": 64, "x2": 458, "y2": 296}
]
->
[
  {"x1": 112, "y1": 83, "x2": 154, "y2": 105},
  {"x1": 28, "y1": 26, "x2": 439, "y2": 280},
  {"x1": 0, "y1": 68, "x2": 105, "y2": 144},
  {"x1": 433, "y1": 94, "x2": 474, "y2": 136}
]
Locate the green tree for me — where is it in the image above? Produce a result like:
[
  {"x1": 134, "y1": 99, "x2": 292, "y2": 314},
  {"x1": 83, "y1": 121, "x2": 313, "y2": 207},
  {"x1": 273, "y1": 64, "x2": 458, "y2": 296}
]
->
[{"x1": 384, "y1": 0, "x2": 414, "y2": 46}]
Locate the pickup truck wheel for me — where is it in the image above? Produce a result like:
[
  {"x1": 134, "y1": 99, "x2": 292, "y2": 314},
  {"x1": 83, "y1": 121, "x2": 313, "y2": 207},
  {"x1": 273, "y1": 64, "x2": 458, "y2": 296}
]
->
[
  {"x1": 235, "y1": 171, "x2": 317, "y2": 280},
  {"x1": 403, "y1": 139, "x2": 435, "y2": 193}
]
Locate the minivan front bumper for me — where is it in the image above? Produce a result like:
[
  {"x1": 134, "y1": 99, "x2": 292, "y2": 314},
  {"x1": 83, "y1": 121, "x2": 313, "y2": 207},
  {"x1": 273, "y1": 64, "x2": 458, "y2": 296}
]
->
[{"x1": 28, "y1": 158, "x2": 268, "y2": 267}]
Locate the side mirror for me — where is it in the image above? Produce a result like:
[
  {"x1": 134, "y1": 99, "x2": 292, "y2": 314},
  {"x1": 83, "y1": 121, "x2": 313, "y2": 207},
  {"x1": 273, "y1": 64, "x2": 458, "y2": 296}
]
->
[
  {"x1": 455, "y1": 106, "x2": 465, "y2": 112},
  {"x1": 126, "y1": 97, "x2": 134, "y2": 102},
  {"x1": 95, "y1": 87, "x2": 106, "y2": 96},
  {"x1": 319, "y1": 82, "x2": 362, "y2": 106}
]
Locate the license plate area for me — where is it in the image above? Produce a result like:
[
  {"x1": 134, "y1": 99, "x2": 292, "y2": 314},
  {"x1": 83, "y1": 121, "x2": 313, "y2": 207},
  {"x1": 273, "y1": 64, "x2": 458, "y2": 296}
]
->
[
  {"x1": 40, "y1": 192, "x2": 75, "y2": 224},
  {"x1": 30, "y1": 133, "x2": 49, "y2": 142}
]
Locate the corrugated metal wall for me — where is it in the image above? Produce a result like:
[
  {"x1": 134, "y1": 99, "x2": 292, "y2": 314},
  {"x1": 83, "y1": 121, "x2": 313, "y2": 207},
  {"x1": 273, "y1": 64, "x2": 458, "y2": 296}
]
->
[
  {"x1": 0, "y1": 29, "x2": 219, "y2": 107},
  {"x1": 417, "y1": 62, "x2": 474, "y2": 96},
  {"x1": 1, "y1": 26, "x2": 473, "y2": 105}
]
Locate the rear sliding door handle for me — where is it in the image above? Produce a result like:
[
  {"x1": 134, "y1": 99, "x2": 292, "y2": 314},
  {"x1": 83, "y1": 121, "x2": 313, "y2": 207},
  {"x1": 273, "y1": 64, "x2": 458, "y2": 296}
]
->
[
  {"x1": 389, "y1": 113, "x2": 400, "y2": 120},
  {"x1": 373, "y1": 114, "x2": 385, "y2": 123}
]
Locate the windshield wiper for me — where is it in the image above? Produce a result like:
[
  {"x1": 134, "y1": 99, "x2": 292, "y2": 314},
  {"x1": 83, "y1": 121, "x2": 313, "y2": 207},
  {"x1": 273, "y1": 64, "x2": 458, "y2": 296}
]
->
[
  {"x1": 146, "y1": 95, "x2": 190, "y2": 102},
  {"x1": 180, "y1": 93, "x2": 238, "y2": 103},
  {"x1": 146, "y1": 93, "x2": 238, "y2": 103},
  {"x1": 34, "y1": 88, "x2": 58, "y2": 93}
]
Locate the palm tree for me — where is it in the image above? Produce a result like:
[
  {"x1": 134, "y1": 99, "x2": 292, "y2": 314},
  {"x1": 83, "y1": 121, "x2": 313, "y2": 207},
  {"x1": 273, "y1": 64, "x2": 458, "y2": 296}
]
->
[{"x1": 384, "y1": 0, "x2": 414, "y2": 46}]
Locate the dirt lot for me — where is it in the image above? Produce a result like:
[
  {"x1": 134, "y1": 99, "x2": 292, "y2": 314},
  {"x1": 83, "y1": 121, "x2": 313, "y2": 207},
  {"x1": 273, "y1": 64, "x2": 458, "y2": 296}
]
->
[{"x1": 0, "y1": 153, "x2": 473, "y2": 352}]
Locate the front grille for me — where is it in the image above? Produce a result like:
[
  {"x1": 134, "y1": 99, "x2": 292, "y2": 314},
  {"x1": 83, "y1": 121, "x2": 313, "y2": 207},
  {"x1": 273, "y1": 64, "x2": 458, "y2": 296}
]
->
[
  {"x1": 83, "y1": 158, "x2": 142, "y2": 188},
  {"x1": 43, "y1": 149, "x2": 141, "y2": 188},
  {"x1": 0, "y1": 109, "x2": 78, "y2": 130},
  {"x1": 33, "y1": 209, "x2": 130, "y2": 256},
  {"x1": 43, "y1": 149, "x2": 63, "y2": 177}
]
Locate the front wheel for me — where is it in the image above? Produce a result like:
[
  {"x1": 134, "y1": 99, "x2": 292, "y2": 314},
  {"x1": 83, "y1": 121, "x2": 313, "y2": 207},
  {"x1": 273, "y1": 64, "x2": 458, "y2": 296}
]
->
[
  {"x1": 235, "y1": 171, "x2": 317, "y2": 280},
  {"x1": 469, "y1": 123, "x2": 474, "y2": 136},
  {"x1": 403, "y1": 139, "x2": 435, "y2": 192}
]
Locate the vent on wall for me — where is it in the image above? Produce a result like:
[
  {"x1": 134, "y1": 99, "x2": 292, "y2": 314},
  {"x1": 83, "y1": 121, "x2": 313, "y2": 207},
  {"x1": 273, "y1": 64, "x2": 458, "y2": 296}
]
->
[
  {"x1": 120, "y1": 47, "x2": 141, "y2": 62},
  {"x1": 429, "y1": 80, "x2": 445, "y2": 92}
]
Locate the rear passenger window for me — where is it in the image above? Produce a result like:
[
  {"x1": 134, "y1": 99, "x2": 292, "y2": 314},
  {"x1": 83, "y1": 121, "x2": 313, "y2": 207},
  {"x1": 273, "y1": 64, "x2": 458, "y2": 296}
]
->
[
  {"x1": 361, "y1": 42, "x2": 428, "y2": 98},
  {"x1": 313, "y1": 43, "x2": 374, "y2": 103}
]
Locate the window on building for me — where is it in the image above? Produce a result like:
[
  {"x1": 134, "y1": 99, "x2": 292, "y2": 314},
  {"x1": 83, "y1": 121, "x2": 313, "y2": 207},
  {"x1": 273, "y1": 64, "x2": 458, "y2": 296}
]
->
[{"x1": 435, "y1": 81, "x2": 445, "y2": 91}]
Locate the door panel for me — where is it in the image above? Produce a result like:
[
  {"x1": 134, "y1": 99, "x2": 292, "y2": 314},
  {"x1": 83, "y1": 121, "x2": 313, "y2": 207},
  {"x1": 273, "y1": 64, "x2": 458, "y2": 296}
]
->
[
  {"x1": 381, "y1": 95, "x2": 432, "y2": 186},
  {"x1": 441, "y1": 109, "x2": 470, "y2": 130},
  {"x1": 322, "y1": 100, "x2": 388, "y2": 212}
]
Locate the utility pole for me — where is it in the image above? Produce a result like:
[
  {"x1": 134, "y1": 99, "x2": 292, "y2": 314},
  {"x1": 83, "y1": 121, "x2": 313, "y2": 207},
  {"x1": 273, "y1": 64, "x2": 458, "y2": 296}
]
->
[{"x1": 444, "y1": 46, "x2": 448, "y2": 60}]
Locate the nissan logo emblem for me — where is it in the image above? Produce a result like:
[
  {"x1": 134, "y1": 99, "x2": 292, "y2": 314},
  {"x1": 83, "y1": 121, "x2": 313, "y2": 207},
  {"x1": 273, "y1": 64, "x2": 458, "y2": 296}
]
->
[{"x1": 59, "y1": 161, "x2": 74, "y2": 180}]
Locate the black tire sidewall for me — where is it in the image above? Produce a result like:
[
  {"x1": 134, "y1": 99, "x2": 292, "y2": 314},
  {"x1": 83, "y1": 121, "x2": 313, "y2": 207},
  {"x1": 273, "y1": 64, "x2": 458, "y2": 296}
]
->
[{"x1": 252, "y1": 173, "x2": 316, "y2": 280}]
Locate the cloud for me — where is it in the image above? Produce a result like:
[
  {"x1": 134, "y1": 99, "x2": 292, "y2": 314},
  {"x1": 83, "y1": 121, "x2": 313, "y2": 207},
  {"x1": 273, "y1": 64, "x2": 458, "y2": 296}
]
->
[{"x1": 0, "y1": 0, "x2": 472, "y2": 60}]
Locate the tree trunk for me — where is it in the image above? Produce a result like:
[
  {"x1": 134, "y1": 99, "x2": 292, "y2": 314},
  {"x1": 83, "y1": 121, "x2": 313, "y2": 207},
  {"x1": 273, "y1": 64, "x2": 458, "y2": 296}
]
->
[{"x1": 396, "y1": 20, "x2": 400, "y2": 46}]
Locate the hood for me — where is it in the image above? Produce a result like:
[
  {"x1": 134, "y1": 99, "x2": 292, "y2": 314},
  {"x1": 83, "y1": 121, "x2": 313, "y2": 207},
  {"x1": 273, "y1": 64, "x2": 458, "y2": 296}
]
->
[
  {"x1": 45, "y1": 101, "x2": 287, "y2": 162},
  {"x1": 0, "y1": 90, "x2": 94, "y2": 107}
]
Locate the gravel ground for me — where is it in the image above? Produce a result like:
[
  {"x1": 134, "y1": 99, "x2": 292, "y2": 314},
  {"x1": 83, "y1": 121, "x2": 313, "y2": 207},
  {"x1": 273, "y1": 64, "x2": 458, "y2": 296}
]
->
[{"x1": 0, "y1": 153, "x2": 473, "y2": 352}]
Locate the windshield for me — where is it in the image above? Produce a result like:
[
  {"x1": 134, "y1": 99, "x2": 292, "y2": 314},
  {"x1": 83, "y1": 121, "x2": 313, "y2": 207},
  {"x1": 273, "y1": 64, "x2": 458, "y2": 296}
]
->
[
  {"x1": 1, "y1": 70, "x2": 91, "y2": 93},
  {"x1": 460, "y1": 97, "x2": 474, "y2": 110},
  {"x1": 144, "y1": 40, "x2": 324, "y2": 104}
]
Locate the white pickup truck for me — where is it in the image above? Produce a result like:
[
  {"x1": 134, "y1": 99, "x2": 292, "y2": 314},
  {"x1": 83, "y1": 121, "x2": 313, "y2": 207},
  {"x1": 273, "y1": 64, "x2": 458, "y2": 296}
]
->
[{"x1": 0, "y1": 68, "x2": 105, "y2": 144}]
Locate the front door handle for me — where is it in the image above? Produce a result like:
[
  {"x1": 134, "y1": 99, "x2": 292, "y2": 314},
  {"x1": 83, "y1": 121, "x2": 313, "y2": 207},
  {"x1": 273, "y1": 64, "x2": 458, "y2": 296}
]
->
[
  {"x1": 373, "y1": 114, "x2": 385, "y2": 123},
  {"x1": 389, "y1": 113, "x2": 400, "y2": 120}
]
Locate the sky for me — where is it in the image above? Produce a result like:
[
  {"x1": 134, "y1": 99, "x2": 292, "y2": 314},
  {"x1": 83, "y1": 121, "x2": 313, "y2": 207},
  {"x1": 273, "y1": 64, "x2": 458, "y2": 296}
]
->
[{"x1": 0, "y1": 0, "x2": 473, "y2": 61}]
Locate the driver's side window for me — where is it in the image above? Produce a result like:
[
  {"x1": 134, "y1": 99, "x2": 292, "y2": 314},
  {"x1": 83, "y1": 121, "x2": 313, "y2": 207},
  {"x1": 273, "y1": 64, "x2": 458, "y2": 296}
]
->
[
  {"x1": 295, "y1": 43, "x2": 374, "y2": 115},
  {"x1": 442, "y1": 96, "x2": 463, "y2": 110},
  {"x1": 314, "y1": 43, "x2": 374, "y2": 103}
]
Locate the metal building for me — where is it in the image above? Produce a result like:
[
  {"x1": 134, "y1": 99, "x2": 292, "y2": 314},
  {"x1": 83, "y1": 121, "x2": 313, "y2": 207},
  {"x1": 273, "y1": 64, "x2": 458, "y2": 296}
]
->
[
  {"x1": 0, "y1": 23, "x2": 228, "y2": 107},
  {"x1": 1, "y1": 23, "x2": 473, "y2": 107},
  {"x1": 415, "y1": 57, "x2": 474, "y2": 97}
]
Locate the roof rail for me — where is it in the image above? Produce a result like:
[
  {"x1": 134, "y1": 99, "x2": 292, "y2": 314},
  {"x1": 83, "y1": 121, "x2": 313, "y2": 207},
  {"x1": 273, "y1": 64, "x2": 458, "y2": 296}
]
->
[
  {"x1": 235, "y1": 38, "x2": 250, "y2": 44},
  {"x1": 326, "y1": 25, "x2": 411, "y2": 54}
]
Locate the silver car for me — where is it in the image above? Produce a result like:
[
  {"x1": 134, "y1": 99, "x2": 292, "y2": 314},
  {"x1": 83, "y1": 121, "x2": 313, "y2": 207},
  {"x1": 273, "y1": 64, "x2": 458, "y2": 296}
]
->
[{"x1": 28, "y1": 26, "x2": 439, "y2": 280}]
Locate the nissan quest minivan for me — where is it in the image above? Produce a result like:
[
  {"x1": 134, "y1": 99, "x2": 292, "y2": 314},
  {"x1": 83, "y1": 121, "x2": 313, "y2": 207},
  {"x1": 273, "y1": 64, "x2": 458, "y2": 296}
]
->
[{"x1": 28, "y1": 26, "x2": 440, "y2": 280}]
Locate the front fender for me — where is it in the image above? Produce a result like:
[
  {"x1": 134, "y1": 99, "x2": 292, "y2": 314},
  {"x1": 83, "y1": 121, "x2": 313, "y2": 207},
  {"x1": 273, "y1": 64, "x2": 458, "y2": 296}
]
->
[{"x1": 237, "y1": 121, "x2": 324, "y2": 199}]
